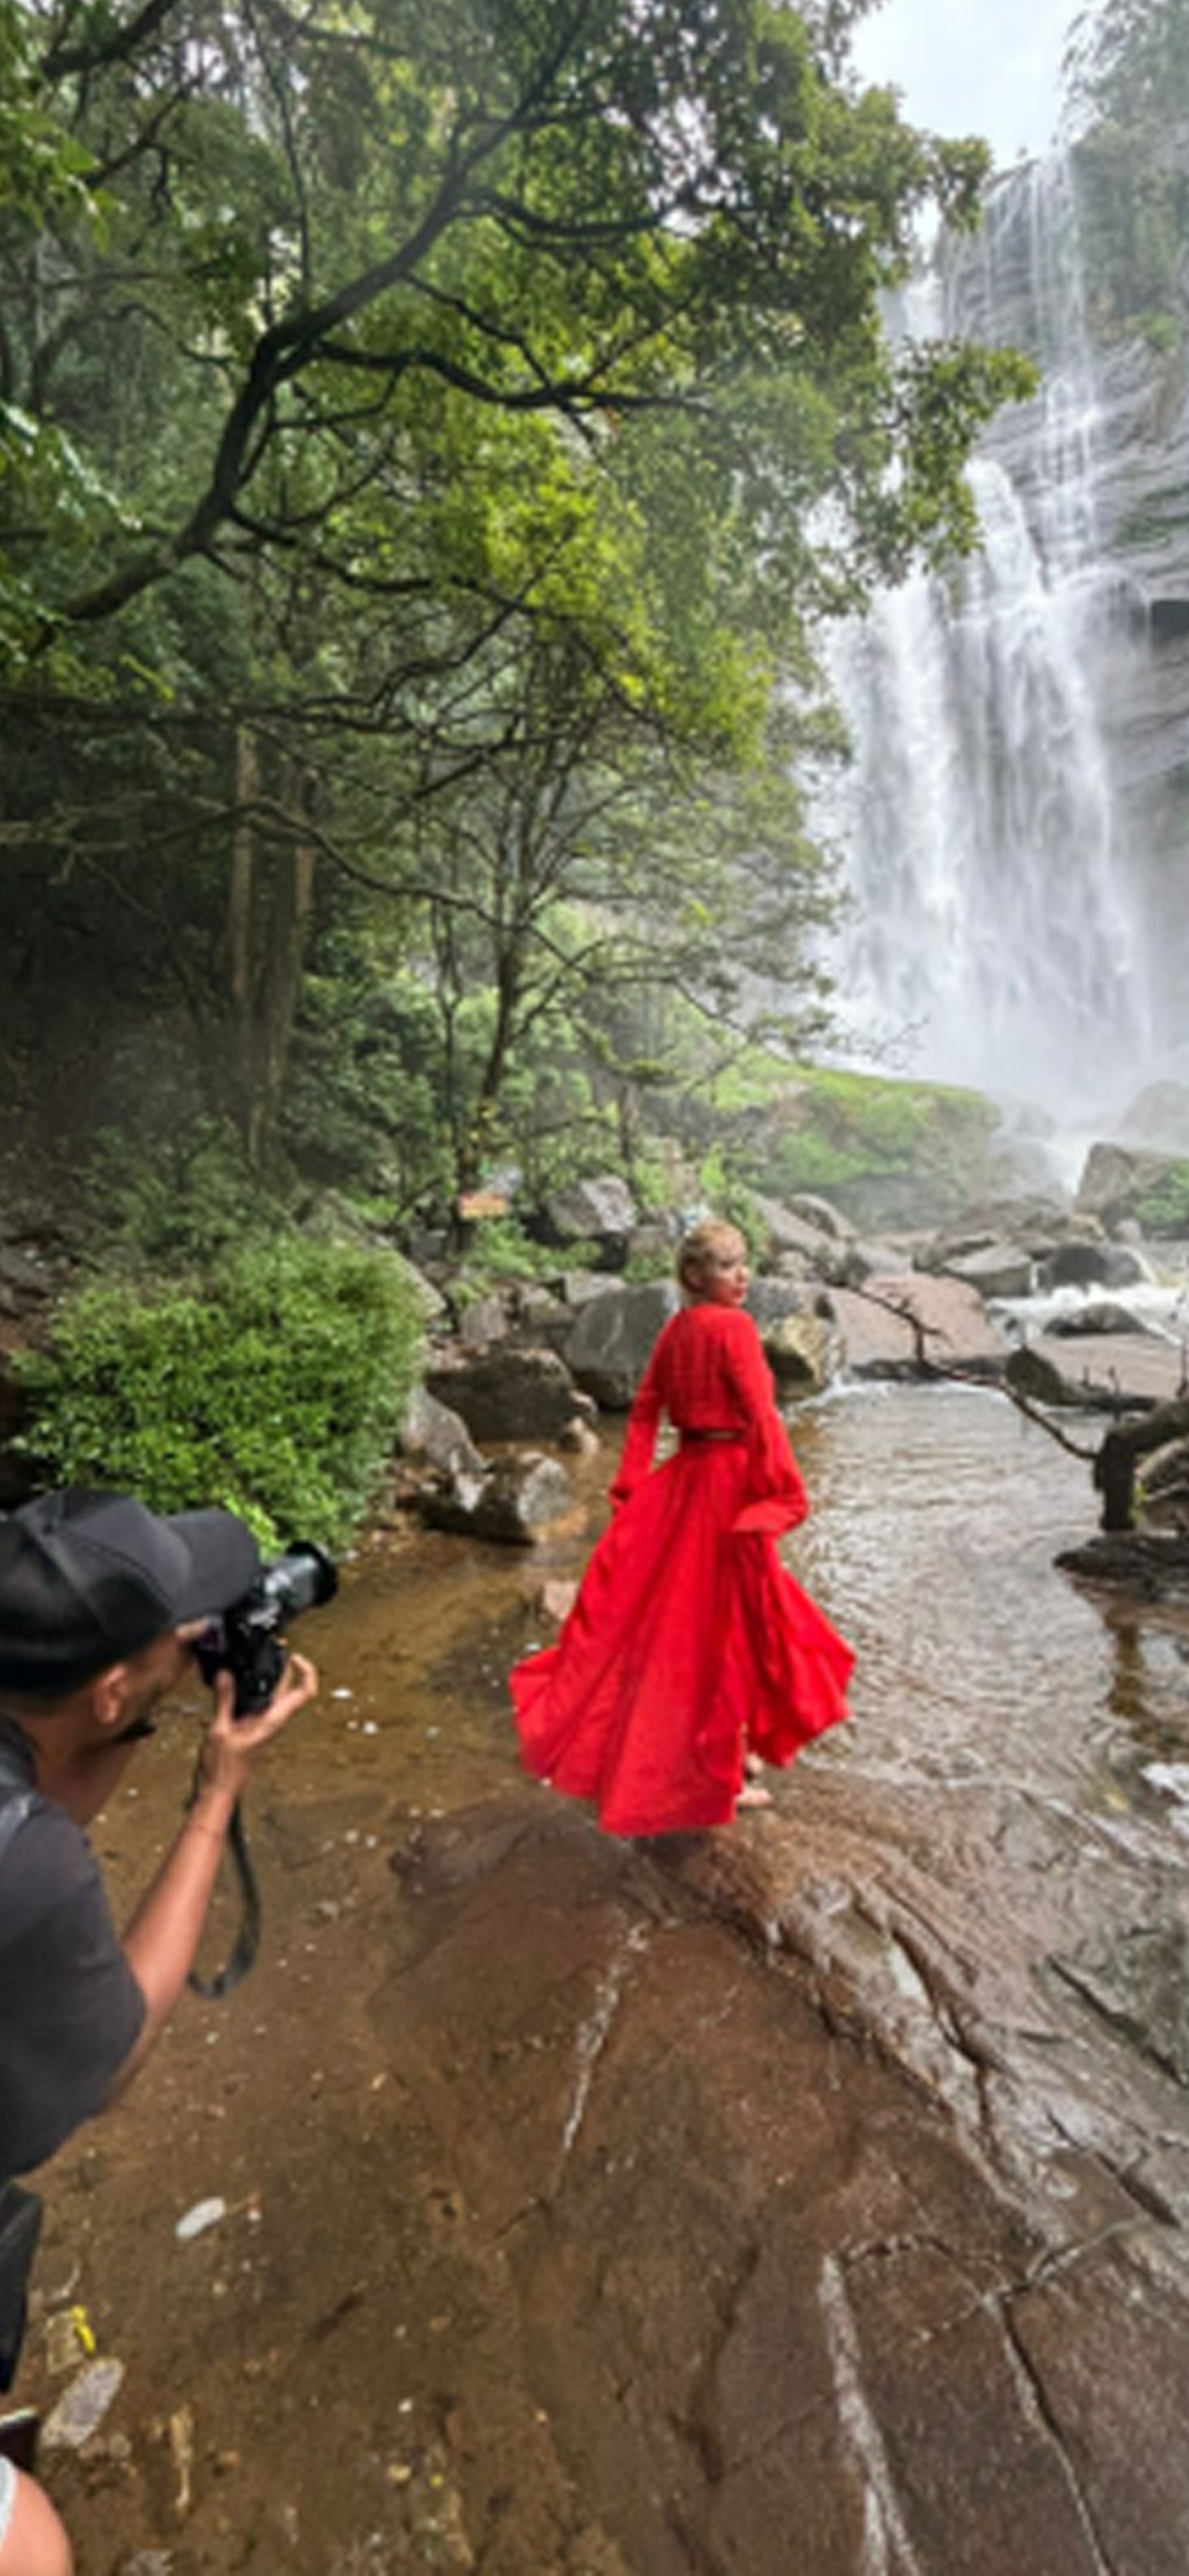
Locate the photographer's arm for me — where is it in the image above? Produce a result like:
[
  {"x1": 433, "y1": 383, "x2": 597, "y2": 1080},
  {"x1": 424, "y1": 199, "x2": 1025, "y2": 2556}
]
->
[{"x1": 107, "y1": 1655, "x2": 317, "y2": 2096}]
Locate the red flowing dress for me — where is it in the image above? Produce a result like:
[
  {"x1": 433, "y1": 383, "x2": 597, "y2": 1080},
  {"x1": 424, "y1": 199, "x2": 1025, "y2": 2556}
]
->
[{"x1": 509, "y1": 1300, "x2": 852, "y2": 1835}]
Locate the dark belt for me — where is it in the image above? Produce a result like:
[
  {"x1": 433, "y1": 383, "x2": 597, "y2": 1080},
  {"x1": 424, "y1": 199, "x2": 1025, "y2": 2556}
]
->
[{"x1": 680, "y1": 1428, "x2": 746, "y2": 1445}]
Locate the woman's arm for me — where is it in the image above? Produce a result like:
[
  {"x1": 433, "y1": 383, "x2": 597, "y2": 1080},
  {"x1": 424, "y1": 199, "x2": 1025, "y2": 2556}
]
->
[
  {"x1": 727, "y1": 1314, "x2": 810, "y2": 1533},
  {"x1": 608, "y1": 1341, "x2": 666, "y2": 1508}
]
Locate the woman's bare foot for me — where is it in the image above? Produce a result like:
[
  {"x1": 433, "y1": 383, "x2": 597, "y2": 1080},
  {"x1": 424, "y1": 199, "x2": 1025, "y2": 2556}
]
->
[{"x1": 737, "y1": 1780, "x2": 773, "y2": 1810}]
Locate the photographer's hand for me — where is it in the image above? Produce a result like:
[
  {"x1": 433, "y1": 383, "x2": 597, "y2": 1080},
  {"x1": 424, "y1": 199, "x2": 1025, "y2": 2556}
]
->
[
  {"x1": 193, "y1": 1654, "x2": 319, "y2": 1805},
  {"x1": 110, "y1": 1653, "x2": 319, "y2": 2095}
]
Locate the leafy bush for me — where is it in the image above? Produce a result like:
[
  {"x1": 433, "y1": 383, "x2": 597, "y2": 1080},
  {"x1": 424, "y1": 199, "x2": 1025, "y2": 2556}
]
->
[
  {"x1": 83, "y1": 1118, "x2": 288, "y2": 1271},
  {"x1": 1135, "y1": 1163, "x2": 1189, "y2": 1237},
  {"x1": 13, "y1": 1235, "x2": 424, "y2": 1550}
]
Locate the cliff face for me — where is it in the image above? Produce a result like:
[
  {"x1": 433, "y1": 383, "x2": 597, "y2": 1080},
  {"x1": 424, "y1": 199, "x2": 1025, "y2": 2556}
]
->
[{"x1": 940, "y1": 149, "x2": 1189, "y2": 1047}]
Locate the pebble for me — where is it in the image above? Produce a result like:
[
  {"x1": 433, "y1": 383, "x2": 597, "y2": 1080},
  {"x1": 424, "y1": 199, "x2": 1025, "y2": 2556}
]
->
[
  {"x1": 175, "y1": 2197, "x2": 226, "y2": 2241},
  {"x1": 42, "y1": 2357, "x2": 126, "y2": 2451}
]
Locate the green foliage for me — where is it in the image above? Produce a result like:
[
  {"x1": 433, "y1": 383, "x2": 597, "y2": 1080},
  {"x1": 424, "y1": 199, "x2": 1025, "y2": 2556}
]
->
[
  {"x1": 694, "y1": 1153, "x2": 766, "y2": 1257},
  {"x1": 1135, "y1": 1163, "x2": 1189, "y2": 1237},
  {"x1": 455, "y1": 1219, "x2": 576, "y2": 1288},
  {"x1": 0, "y1": 0, "x2": 1033, "y2": 1207},
  {"x1": 679, "y1": 1052, "x2": 998, "y2": 1219},
  {"x1": 83, "y1": 1120, "x2": 290, "y2": 1271},
  {"x1": 1068, "y1": 4, "x2": 1189, "y2": 348},
  {"x1": 13, "y1": 1237, "x2": 424, "y2": 1551}
]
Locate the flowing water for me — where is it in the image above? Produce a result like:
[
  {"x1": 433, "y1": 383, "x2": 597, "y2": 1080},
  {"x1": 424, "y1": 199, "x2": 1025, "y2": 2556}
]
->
[{"x1": 818, "y1": 155, "x2": 1156, "y2": 1132}]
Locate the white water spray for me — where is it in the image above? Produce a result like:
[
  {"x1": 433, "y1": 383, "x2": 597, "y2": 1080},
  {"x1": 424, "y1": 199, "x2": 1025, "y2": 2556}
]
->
[{"x1": 821, "y1": 156, "x2": 1153, "y2": 1129}]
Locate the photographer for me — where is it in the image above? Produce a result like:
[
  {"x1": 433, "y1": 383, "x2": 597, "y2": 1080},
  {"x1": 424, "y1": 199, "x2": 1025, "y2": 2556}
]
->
[{"x1": 0, "y1": 1488, "x2": 318, "y2": 2576}]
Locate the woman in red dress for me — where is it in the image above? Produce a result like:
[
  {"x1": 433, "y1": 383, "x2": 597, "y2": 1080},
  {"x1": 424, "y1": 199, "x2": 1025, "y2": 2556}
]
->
[{"x1": 509, "y1": 1219, "x2": 852, "y2": 1835}]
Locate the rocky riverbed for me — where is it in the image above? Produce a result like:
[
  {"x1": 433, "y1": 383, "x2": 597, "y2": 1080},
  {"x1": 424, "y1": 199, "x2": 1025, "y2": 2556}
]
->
[{"x1": 16, "y1": 1385, "x2": 1189, "y2": 2574}]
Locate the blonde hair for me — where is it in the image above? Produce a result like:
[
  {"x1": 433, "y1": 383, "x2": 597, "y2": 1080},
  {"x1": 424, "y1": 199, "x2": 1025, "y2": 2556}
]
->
[{"x1": 677, "y1": 1219, "x2": 746, "y2": 1293}]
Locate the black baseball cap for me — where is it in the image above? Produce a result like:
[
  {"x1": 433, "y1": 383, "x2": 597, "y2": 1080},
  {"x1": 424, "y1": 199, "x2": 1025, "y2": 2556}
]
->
[{"x1": 0, "y1": 1488, "x2": 261, "y2": 1698}]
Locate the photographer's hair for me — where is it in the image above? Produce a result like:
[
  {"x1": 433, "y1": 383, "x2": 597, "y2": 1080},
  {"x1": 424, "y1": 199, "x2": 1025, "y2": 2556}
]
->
[{"x1": 677, "y1": 1219, "x2": 746, "y2": 1294}]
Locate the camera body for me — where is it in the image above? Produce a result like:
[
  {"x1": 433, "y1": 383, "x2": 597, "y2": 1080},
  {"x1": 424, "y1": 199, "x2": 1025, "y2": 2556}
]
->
[{"x1": 196, "y1": 1541, "x2": 338, "y2": 1715}]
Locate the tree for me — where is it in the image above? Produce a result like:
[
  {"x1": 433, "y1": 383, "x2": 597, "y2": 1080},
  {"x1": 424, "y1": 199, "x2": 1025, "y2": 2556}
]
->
[
  {"x1": 2, "y1": 0, "x2": 1021, "y2": 662},
  {"x1": 349, "y1": 621, "x2": 841, "y2": 1205},
  {"x1": 0, "y1": 0, "x2": 1031, "y2": 1191},
  {"x1": 1064, "y1": 0, "x2": 1189, "y2": 345}
]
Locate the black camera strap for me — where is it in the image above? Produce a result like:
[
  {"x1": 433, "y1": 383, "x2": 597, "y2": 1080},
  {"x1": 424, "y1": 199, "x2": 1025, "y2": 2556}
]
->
[{"x1": 187, "y1": 1797, "x2": 261, "y2": 2001}]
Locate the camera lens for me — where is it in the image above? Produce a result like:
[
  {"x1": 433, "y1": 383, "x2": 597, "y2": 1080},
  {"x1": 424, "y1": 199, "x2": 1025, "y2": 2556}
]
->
[{"x1": 260, "y1": 1544, "x2": 339, "y2": 1619}]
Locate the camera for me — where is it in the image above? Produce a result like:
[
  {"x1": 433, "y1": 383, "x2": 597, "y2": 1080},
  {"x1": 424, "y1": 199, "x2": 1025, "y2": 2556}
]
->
[{"x1": 197, "y1": 1542, "x2": 339, "y2": 1715}]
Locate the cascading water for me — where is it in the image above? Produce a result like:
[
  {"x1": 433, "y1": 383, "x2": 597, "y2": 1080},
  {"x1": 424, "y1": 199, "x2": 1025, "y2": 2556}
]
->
[{"x1": 821, "y1": 155, "x2": 1153, "y2": 1132}]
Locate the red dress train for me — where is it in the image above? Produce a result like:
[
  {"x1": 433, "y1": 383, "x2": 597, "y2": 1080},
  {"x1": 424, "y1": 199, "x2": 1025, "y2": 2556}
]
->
[{"x1": 509, "y1": 1301, "x2": 852, "y2": 1835}]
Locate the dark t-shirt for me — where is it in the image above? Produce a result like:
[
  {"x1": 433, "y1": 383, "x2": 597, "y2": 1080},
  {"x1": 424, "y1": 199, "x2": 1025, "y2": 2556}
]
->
[{"x1": 0, "y1": 1720, "x2": 146, "y2": 2174}]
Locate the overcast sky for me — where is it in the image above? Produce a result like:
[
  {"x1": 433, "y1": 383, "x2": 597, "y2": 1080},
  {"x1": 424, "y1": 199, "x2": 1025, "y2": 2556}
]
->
[{"x1": 849, "y1": 0, "x2": 1077, "y2": 171}]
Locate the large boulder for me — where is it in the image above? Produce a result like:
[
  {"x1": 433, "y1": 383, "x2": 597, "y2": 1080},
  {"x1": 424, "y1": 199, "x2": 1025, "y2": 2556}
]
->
[
  {"x1": 1046, "y1": 1300, "x2": 1156, "y2": 1338},
  {"x1": 566, "y1": 1281, "x2": 678, "y2": 1409},
  {"x1": 424, "y1": 1347, "x2": 591, "y2": 1442},
  {"x1": 1076, "y1": 1142, "x2": 1189, "y2": 1236},
  {"x1": 542, "y1": 1174, "x2": 637, "y2": 1254},
  {"x1": 759, "y1": 1308, "x2": 841, "y2": 1395},
  {"x1": 829, "y1": 1273, "x2": 1010, "y2": 1375},
  {"x1": 940, "y1": 1242, "x2": 1035, "y2": 1300},
  {"x1": 419, "y1": 1451, "x2": 579, "y2": 1544},
  {"x1": 1040, "y1": 1240, "x2": 1153, "y2": 1292},
  {"x1": 400, "y1": 1384, "x2": 487, "y2": 1485},
  {"x1": 745, "y1": 1278, "x2": 841, "y2": 1391},
  {"x1": 750, "y1": 1193, "x2": 849, "y2": 1271}
]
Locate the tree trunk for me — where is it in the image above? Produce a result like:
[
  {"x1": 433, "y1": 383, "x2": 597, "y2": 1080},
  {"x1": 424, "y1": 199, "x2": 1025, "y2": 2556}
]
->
[
  {"x1": 1094, "y1": 1397, "x2": 1189, "y2": 1532},
  {"x1": 225, "y1": 729, "x2": 317, "y2": 1172}
]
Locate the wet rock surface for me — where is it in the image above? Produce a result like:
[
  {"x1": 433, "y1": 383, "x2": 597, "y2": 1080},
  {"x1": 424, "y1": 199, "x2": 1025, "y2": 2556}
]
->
[{"x1": 22, "y1": 1390, "x2": 1189, "y2": 2572}]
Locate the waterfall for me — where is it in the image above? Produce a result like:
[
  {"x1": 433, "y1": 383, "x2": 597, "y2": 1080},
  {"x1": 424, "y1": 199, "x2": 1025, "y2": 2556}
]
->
[{"x1": 821, "y1": 155, "x2": 1153, "y2": 1132}]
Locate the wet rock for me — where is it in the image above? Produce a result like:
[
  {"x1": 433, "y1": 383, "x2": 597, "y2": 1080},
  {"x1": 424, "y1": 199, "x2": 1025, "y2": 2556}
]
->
[
  {"x1": 1051, "y1": 1920, "x2": 1189, "y2": 2088},
  {"x1": 1056, "y1": 1530, "x2": 1189, "y2": 1596},
  {"x1": 756, "y1": 1305, "x2": 840, "y2": 1395},
  {"x1": 566, "y1": 1282, "x2": 678, "y2": 1409},
  {"x1": 940, "y1": 1240, "x2": 1035, "y2": 1299},
  {"x1": 1040, "y1": 1239, "x2": 1153, "y2": 1291},
  {"x1": 830, "y1": 1272, "x2": 1009, "y2": 1375},
  {"x1": 419, "y1": 1451, "x2": 578, "y2": 1544},
  {"x1": 424, "y1": 1347, "x2": 590, "y2": 1442},
  {"x1": 1006, "y1": 1345, "x2": 1087, "y2": 1407},
  {"x1": 400, "y1": 1385, "x2": 488, "y2": 1485},
  {"x1": 375, "y1": 1795, "x2": 1189, "y2": 2576},
  {"x1": 1046, "y1": 1297, "x2": 1155, "y2": 1336}
]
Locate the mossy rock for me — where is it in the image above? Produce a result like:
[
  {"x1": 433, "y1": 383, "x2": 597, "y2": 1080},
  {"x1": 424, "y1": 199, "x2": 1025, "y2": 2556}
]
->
[{"x1": 711, "y1": 1064, "x2": 1000, "y2": 1231}]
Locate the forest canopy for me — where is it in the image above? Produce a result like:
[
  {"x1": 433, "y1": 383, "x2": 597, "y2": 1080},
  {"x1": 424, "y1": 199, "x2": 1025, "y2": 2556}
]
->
[{"x1": 0, "y1": 0, "x2": 1030, "y2": 1223}]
